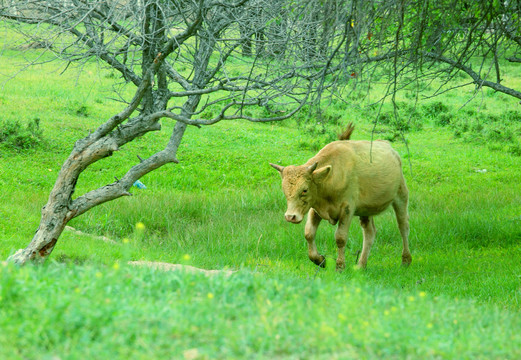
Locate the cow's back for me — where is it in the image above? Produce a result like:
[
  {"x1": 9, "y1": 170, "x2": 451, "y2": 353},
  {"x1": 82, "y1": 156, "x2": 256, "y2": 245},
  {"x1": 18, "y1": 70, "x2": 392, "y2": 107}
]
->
[{"x1": 309, "y1": 139, "x2": 405, "y2": 216}]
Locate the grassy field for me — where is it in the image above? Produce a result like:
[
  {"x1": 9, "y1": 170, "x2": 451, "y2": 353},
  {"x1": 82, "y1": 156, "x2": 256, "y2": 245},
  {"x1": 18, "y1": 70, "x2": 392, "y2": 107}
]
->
[{"x1": 2, "y1": 27, "x2": 521, "y2": 358}]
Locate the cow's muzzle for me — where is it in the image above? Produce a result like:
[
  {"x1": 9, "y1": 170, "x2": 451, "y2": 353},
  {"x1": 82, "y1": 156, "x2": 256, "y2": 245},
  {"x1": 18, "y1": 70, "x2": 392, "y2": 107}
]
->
[{"x1": 285, "y1": 213, "x2": 302, "y2": 224}]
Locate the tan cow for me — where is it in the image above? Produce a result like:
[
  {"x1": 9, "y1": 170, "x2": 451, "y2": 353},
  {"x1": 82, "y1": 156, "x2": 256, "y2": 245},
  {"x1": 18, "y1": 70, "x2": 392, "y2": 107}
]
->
[{"x1": 270, "y1": 123, "x2": 411, "y2": 270}]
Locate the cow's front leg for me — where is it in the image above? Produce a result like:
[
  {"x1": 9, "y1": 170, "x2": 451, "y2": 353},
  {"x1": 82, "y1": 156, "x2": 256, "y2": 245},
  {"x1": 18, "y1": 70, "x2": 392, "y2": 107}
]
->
[
  {"x1": 358, "y1": 216, "x2": 376, "y2": 268},
  {"x1": 335, "y1": 213, "x2": 353, "y2": 272},
  {"x1": 304, "y1": 209, "x2": 324, "y2": 267}
]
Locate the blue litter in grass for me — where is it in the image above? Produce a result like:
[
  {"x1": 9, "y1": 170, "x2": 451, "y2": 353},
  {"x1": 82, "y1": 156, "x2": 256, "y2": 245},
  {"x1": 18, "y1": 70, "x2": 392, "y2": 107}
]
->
[{"x1": 133, "y1": 180, "x2": 147, "y2": 189}]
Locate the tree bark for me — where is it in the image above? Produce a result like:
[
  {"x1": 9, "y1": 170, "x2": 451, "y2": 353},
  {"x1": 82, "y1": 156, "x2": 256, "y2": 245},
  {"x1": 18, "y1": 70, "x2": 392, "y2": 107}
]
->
[{"x1": 8, "y1": 119, "x2": 186, "y2": 265}]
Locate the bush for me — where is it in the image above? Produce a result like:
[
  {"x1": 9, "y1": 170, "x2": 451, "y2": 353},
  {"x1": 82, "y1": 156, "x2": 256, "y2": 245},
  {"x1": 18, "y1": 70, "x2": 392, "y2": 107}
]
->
[
  {"x1": 503, "y1": 110, "x2": 521, "y2": 123},
  {"x1": 422, "y1": 101, "x2": 454, "y2": 127},
  {"x1": 0, "y1": 118, "x2": 43, "y2": 150},
  {"x1": 449, "y1": 111, "x2": 521, "y2": 157},
  {"x1": 478, "y1": 113, "x2": 500, "y2": 124},
  {"x1": 75, "y1": 105, "x2": 89, "y2": 117},
  {"x1": 297, "y1": 120, "x2": 337, "y2": 151},
  {"x1": 452, "y1": 119, "x2": 469, "y2": 138},
  {"x1": 378, "y1": 111, "x2": 409, "y2": 131},
  {"x1": 508, "y1": 143, "x2": 521, "y2": 156},
  {"x1": 422, "y1": 101, "x2": 449, "y2": 118},
  {"x1": 376, "y1": 111, "x2": 421, "y2": 133},
  {"x1": 435, "y1": 112, "x2": 453, "y2": 126}
]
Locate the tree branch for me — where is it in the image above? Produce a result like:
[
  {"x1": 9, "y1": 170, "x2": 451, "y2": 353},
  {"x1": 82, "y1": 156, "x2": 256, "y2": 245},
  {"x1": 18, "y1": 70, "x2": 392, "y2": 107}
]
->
[{"x1": 424, "y1": 52, "x2": 521, "y2": 101}]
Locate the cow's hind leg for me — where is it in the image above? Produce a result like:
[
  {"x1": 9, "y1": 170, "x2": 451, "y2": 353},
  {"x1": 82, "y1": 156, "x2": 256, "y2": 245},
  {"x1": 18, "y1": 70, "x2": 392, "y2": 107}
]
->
[
  {"x1": 358, "y1": 216, "x2": 376, "y2": 268},
  {"x1": 392, "y1": 182, "x2": 412, "y2": 266},
  {"x1": 305, "y1": 209, "x2": 325, "y2": 267}
]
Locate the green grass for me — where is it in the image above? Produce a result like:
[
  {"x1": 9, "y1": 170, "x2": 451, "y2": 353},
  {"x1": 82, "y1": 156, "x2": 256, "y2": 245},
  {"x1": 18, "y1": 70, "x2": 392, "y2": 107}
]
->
[
  {"x1": 2, "y1": 262, "x2": 521, "y2": 360},
  {"x1": 2, "y1": 24, "x2": 521, "y2": 358}
]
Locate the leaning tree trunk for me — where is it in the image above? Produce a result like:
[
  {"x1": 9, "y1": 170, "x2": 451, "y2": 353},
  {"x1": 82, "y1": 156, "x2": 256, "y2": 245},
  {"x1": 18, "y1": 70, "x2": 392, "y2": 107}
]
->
[
  {"x1": 6, "y1": 57, "x2": 199, "y2": 265},
  {"x1": 7, "y1": 112, "x2": 189, "y2": 265},
  {"x1": 7, "y1": 10, "x2": 210, "y2": 265},
  {"x1": 8, "y1": 55, "x2": 183, "y2": 266}
]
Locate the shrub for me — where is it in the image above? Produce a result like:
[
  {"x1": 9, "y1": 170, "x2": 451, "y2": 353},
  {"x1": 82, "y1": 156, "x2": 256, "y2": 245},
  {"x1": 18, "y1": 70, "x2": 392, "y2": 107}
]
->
[
  {"x1": 435, "y1": 112, "x2": 453, "y2": 126},
  {"x1": 471, "y1": 122, "x2": 484, "y2": 133},
  {"x1": 422, "y1": 101, "x2": 449, "y2": 118},
  {"x1": 451, "y1": 111, "x2": 521, "y2": 157},
  {"x1": 75, "y1": 105, "x2": 89, "y2": 117},
  {"x1": 478, "y1": 113, "x2": 500, "y2": 124},
  {"x1": 503, "y1": 110, "x2": 521, "y2": 122},
  {"x1": 376, "y1": 111, "x2": 392, "y2": 125},
  {"x1": 485, "y1": 127, "x2": 514, "y2": 143},
  {"x1": 422, "y1": 101, "x2": 456, "y2": 127},
  {"x1": 376, "y1": 111, "x2": 410, "y2": 131},
  {"x1": 0, "y1": 118, "x2": 43, "y2": 150},
  {"x1": 452, "y1": 119, "x2": 469, "y2": 138},
  {"x1": 508, "y1": 143, "x2": 521, "y2": 156},
  {"x1": 382, "y1": 112, "x2": 422, "y2": 132}
]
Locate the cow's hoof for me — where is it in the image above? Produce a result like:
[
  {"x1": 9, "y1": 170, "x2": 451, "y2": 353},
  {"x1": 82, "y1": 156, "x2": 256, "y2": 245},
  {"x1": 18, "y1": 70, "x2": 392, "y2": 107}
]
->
[
  {"x1": 315, "y1": 256, "x2": 326, "y2": 268},
  {"x1": 335, "y1": 263, "x2": 345, "y2": 272},
  {"x1": 402, "y1": 253, "x2": 412, "y2": 267}
]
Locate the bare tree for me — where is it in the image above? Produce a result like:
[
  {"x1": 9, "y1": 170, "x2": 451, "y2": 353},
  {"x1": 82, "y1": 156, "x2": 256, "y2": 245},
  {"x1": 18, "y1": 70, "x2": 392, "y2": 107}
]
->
[
  {"x1": 391, "y1": 0, "x2": 521, "y2": 102},
  {"x1": 293, "y1": 0, "x2": 521, "y2": 128},
  {"x1": 1, "y1": 0, "x2": 321, "y2": 265},
  {"x1": 341, "y1": 0, "x2": 521, "y2": 103}
]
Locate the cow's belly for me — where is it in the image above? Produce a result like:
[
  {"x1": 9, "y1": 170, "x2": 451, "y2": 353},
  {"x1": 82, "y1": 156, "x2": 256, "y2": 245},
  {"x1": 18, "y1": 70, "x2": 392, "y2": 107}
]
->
[
  {"x1": 354, "y1": 200, "x2": 394, "y2": 217},
  {"x1": 312, "y1": 194, "x2": 395, "y2": 223}
]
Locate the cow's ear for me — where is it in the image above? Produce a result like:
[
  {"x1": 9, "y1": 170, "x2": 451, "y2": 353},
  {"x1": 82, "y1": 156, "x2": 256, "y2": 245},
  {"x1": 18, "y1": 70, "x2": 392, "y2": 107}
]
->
[
  {"x1": 312, "y1": 165, "x2": 331, "y2": 183},
  {"x1": 270, "y1": 163, "x2": 285, "y2": 174}
]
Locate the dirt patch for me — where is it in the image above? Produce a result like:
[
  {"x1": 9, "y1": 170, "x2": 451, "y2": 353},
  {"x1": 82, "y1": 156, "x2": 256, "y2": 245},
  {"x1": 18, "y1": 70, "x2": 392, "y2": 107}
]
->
[
  {"x1": 64, "y1": 226, "x2": 117, "y2": 244},
  {"x1": 128, "y1": 261, "x2": 235, "y2": 277}
]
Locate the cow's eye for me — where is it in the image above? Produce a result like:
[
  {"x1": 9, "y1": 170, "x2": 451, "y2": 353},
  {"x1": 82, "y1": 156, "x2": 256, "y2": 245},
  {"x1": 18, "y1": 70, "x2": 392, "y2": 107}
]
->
[{"x1": 301, "y1": 189, "x2": 308, "y2": 195}]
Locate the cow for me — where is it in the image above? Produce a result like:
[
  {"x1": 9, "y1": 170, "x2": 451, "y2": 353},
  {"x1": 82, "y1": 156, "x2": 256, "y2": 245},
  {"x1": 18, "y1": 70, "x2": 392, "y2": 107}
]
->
[{"x1": 270, "y1": 123, "x2": 411, "y2": 270}]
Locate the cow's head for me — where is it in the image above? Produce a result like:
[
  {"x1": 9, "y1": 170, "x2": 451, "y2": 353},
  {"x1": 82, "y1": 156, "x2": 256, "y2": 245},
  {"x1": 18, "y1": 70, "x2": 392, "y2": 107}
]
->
[{"x1": 270, "y1": 162, "x2": 331, "y2": 223}]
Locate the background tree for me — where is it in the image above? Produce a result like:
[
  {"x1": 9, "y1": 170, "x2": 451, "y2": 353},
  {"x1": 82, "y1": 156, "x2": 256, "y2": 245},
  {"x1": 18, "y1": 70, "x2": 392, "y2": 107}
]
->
[
  {"x1": 1, "y1": 0, "x2": 321, "y2": 265},
  {"x1": 324, "y1": 0, "x2": 521, "y2": 107}
]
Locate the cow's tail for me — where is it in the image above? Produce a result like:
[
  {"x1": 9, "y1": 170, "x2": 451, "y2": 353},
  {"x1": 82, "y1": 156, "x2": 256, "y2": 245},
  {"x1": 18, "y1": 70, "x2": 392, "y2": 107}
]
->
[{"x1": 338, "y1": 123, "x2": 355, "y2": 140}]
